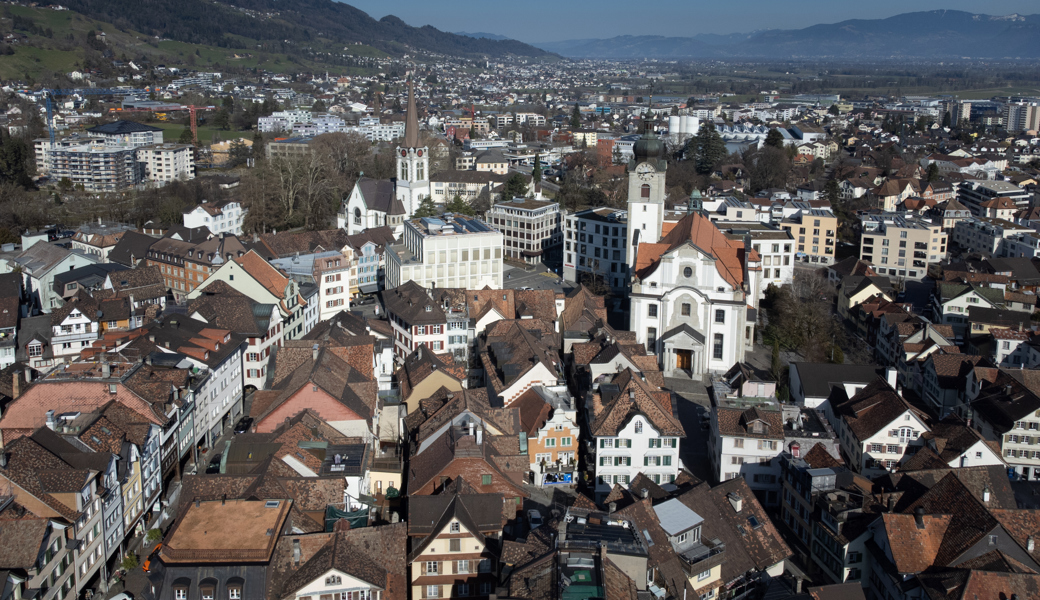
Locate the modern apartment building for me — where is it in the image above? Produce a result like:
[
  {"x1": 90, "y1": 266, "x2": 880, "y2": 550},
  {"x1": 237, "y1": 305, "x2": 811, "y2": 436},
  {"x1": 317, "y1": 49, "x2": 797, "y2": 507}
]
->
[
  {"x1": 46, "y1": 144, "x2": 141, "y2": 192},
  {"x1": 562, "y1": 207, "x2": 629, "y2": 291},
  {"x1": 859, "y1": 213, "x2": 947, "y2": 281},
  {"x1": 780, "y1": 208, "x2": 837, "y2": 264},
  {"x1": 137, "y1": 143, "x2": 195, "y2": 185},
  {"x1": 384, "y1": 214, "x2": 503, "y2": 290},
  {"x1": 485, "y1": 197, "x2": 562, "y2": 265}
]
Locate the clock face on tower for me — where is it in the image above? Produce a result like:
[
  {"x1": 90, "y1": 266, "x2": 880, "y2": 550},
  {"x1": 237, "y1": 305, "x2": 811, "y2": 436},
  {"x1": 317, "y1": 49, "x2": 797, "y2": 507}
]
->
[{"x1": 635, "y1": 162, "x2": 656, "y2": 181}]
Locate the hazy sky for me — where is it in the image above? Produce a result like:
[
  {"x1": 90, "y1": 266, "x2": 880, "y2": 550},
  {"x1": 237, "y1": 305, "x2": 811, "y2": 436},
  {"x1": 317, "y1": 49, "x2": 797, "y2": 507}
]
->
[{"x1": 340, "y1": 0, "x2": 1039, "y2": 43}]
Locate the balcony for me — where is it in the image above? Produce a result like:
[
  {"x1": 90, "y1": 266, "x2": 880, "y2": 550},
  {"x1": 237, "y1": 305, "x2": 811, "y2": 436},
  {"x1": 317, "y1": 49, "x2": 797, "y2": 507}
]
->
[{"x1": 678, "y1": 538, "x2": 726, "y2": 575}]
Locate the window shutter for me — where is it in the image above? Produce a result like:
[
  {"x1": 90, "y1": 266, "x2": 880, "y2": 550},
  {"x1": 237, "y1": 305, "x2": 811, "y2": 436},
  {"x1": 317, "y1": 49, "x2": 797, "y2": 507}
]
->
[
  {"x1": 421, "y1": 586, "x2": 427, "y2": 599},
  {"x1": 644, "y1": 456, "x2": 649, "y2": 466},
  {"x1": 626, "y1": 457, "x2": 632, "y2": 466},
  {"x1": 664, "y1": 455, "x2": 672, "y2": 466}
]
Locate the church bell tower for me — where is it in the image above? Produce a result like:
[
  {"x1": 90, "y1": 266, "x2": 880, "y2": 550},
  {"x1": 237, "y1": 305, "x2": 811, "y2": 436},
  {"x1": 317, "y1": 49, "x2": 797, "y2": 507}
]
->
[
  {"x1": 626, "y1": 115, "x2": 667, "y2": 268},
  {"x1": 396, "y1": 79, "x2": 430, "y2": 217}
]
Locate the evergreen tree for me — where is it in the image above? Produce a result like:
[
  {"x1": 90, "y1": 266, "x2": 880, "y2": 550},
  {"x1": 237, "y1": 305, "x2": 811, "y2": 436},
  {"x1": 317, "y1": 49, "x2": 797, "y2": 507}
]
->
[
  {"x1": 926, "y1": 163, "x2": 940, "y2": 183},
  {"x1": 941, "y1": 111, "x2": 951, "y2": 128},
  {"x1": 764, "y1": 128, "x2": 784, "y2": 149},
  {"x1": 771, "y1": 339, "x2": 782, "y2": 382},
  {"x1": 312, "y1": 99, "x2": 327, "y2": 113},
  {"x1": 413, "y1": 196, "x2": 438, "y2": 218},
  {"x1": 445, "y1": 195, "x2": 475, "y2": 216},
  {"x1": 570, "y1": 104, "x2": 581, "y2": 129},
  {"x1": 694, "y1": 122, "x2": 726, "y2": 175},
  {"x1": 178, "y1": 128, "x2": 193, "y2": 144},
  {"x1": 532, "y1": 154, "x2": 542, "y2": 184},
  {"x1": 825, "y1": 179, "x2": 840, "y2": 206},
  {"x1": 502, "y1": 173, "x2": 529, "y2": 199}
]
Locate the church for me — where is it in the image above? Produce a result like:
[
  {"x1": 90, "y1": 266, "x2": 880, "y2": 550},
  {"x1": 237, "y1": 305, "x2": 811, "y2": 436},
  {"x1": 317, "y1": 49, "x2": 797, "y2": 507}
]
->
[
  {"x1": 339, "y1": 80, "x2": 430, "y2": 236},
  {"x1": 625, "y1": 126, "x2": 763, "y2": 379}
]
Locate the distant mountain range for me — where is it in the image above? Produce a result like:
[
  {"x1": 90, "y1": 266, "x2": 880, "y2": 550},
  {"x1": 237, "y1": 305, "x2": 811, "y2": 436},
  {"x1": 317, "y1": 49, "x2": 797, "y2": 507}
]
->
[
  {"x1": 533, "y1": 11, "x2": 1040, "y2": 59},
  {"x1": 57, "y1": 0, "x2": 551, "y2": 58}
]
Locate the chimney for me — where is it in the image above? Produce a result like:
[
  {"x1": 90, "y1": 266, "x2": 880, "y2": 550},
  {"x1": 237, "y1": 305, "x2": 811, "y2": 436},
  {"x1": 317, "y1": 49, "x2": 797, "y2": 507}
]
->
[
  {"x1": 728, "y1": 493, "x2": 743, "y2": 513},
  {"x1": 629, "y1": 390, "x2": 635, "y2": 401},
  {"x1": 887, "y1": 494, "x2": 895, "y2": 513},
  {"x1": 641, "y1": 488, "x2": 649, "y2": 499},
  {"x1": 102, "y1": 361, "x2": 111, "y2": 379},
  {"x1": 195, "y1": 498, "x2": 201, "y2": 508},
  {"x1": 608, "y1": 502, "x2": 616, "y2": 516},
  {"x1": 24, "y1": 369, "x2": 31, "y2": 384},
  {"x1": 1029, "y1": 537, "x2": 1036, "y2": 553},
  {"x1": 292, "y1": 539, "x2": 301, "y2": 566},
  {"x1": 914, "y1": 506, "x2": 925, "y2": 529},
  {"x1": 983, "y1": 486, "x2": 991, "y2": 503},
  {"x1": 45, "y1": 410, "x2": 56, "y2": 430},
  {"x1": 222, "y1": 494, "x2": 226, "y2": 506},
  {"x1": 885, "y1": 367, "x2": 898, "y2": 389},
  {"x1": 476, "y1": 430, "x2": 483, "y2": 445},
  {"x1": 312, "y1": 343, "x2": 320, "y2": 362},
  {"x1": 11, "y1": 371, "x2": 20, "y2": 400}
]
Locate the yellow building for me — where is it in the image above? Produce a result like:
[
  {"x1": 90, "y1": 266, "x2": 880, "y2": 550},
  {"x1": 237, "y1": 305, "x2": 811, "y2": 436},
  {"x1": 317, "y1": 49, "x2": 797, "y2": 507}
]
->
[{"x1": 781, "y1": 209, "x2": 838, "y2": 264}]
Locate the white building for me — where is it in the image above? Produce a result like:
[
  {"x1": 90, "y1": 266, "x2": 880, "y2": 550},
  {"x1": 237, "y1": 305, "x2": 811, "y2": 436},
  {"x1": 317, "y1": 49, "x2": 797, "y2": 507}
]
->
[
  {"x1": 138, "y1": 143, "x2": 195, "y2": 185},
  {"x1": 626, "y1": 138, "x2": 761, "y2": 378},
  {"x1": 563, "y1": 207, "x2": 629, "y2": 292},
  {"x1": 339, "y1": 178, "x2": 407, "y2": 236},
  {"x1": 183, "y1": 199, "x2": 247, "y2": 235},
  {"x1": 384, "y1": 214, "x2": 503, "y2": 291},
  {"x1": 952, "y1": 217, "x2": 1033, "y2": 257},
  {"x1": 829, "y1": 378, "x2": 929, "y2": 478},
  {"x1": 395, "y1": 81, "x2": 430, "y2": 218},
  {"x1": 589, "y1": 369, "x2": 684, "y2": 500}
]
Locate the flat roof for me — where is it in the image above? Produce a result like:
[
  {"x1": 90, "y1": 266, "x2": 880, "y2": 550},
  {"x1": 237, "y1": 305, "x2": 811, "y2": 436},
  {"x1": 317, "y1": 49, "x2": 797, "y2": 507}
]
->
[
  {"x1": 161, "y1": 498, "x2": 291, "y2": 563},
  {"x1": 653, "y1": 498, "x2": 704, "y2": 536}
]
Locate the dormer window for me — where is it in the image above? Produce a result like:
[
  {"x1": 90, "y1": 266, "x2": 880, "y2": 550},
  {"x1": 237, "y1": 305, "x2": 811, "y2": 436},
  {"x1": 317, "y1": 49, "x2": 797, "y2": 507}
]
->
[
  {"x1": 752, "y1": 422, "x2": 765, "y2": 434},
  {"x1": 425, "y1": 305, "x2": 432, "y2": 312}
]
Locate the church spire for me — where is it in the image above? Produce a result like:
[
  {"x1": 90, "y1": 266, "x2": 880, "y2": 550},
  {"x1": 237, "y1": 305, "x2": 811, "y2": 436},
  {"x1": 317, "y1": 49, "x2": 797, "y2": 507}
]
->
[{"x1": 403, "y1": 79, "x2": 420, "y2": 149}]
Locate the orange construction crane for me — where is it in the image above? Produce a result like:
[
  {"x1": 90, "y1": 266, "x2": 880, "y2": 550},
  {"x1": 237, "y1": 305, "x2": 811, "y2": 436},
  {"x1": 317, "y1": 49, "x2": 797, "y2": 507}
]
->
[{"x1": 108, "y1": 104, "x2": 216, "y2": 146}]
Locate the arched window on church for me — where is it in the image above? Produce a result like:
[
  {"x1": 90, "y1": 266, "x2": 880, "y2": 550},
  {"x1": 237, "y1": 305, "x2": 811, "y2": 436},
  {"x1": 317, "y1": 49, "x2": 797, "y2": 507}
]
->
[
  {"x1": 353, "y1": 208, "x2": 361, "y2": 225},
  {"x1": 400, "y1": 162, "x2": 408, "y2": 181},
  {"x1": 641, "y1": 184, "x2": 650, "y2": 198}
]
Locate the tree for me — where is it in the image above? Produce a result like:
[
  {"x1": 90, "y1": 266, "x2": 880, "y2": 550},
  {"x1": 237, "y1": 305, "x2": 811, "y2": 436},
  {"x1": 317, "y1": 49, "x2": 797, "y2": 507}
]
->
[
  {"x1": 178, "y1": 128, "x2": 193, "y2": 145},
  {"x1": 413, "y1": 196, "x2": 438, "y2": 218},
  {"x1": 570, "y1": 104, "x2": 581, "y2": 129},
  {"x1": 747, "y1": 146, "x2": 790, "y2": 193},
  {"x1": 531, "y1": 154, "x2": 542, "y2": 184},
  {"x1": 926, "y1": 162, "x2": 940, "y2": 183},
  {"x1": 828, "y1": 104, "x2": 840, "y2": 116},
  {"x1": 764, "y1": 128, "x2": 784, "y2": 149},
  {"x1": 501, "y1": 173, "x2": 528, "y2": 200},
  {"x1": 445, "y1": 195, "x2": 475, "y2": 216},
  {"x1": 312, "y1": 99, "x2": 327, "y2": 113},
  {"x1": 221, "y1": 95, "x2": 234, "y2": 113},
  {"x1": 941, "y1": 111, "x2": 951, "y2": 128},
  {"x1": 694, "y1": 122, "x2": 726, "y2": 175},
  {"x1": 825, "y1": 179, "x2": 840, "y2": 206}
]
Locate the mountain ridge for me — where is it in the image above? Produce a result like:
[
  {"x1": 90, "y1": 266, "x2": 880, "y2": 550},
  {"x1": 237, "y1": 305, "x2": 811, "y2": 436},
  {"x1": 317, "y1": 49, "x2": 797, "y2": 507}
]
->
[
  {"x1": 532, "y1": 11, "x2": 1040, "y2": 59},
  {"x1": 58, "y1": 0, "x2": 551, "y2": 58}
]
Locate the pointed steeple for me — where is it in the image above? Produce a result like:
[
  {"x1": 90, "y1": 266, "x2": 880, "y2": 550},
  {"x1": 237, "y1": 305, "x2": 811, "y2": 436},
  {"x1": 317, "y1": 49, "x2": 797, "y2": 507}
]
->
[{"x1": 403, "y1": 79, "x2": 420, "y2": 149}]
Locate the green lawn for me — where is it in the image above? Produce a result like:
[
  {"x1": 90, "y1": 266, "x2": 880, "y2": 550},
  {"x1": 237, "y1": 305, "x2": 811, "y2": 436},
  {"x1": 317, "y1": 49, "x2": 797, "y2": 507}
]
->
[
  {"x1": 0, "y1": 45, "x2": 81, "y2": 80},
  {"x1": 152, "y1": 122, "x2": 252, "y2": 145}
]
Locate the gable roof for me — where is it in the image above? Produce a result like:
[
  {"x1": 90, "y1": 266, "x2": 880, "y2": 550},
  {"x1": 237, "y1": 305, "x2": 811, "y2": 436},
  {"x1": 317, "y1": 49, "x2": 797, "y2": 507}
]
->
[
  {"x1": 634, "y1": 211, "x2": 749, "y2": 288},
  {"x1": 590, "y1": 368, "x2": 684, "y2": 437},
  {"x1": 832, "y1": 377, "x2": 927, "y2": 441}
]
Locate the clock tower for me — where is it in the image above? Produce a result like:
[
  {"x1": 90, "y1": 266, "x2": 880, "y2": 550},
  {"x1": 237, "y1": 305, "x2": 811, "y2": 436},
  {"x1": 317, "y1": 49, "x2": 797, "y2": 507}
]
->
[
  {"x1": 626, "y1": 118, "x2": 667, "y2": 267},
  {"x1": 396, "y1": 79, "x2": 430, "y2": 218}
]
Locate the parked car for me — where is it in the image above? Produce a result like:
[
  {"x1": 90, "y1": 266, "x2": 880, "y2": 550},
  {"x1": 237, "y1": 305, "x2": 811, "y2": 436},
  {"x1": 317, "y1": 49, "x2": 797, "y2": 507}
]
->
[{"x1": 233, "y1": 416, "x2": 253, "y2": 434}]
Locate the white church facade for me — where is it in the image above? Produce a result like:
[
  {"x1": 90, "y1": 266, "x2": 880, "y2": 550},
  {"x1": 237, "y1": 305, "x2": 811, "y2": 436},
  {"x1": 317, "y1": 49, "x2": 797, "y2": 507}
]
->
[{"x1": 626, "y1": 128, "x2": 763, "y2": 379}]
